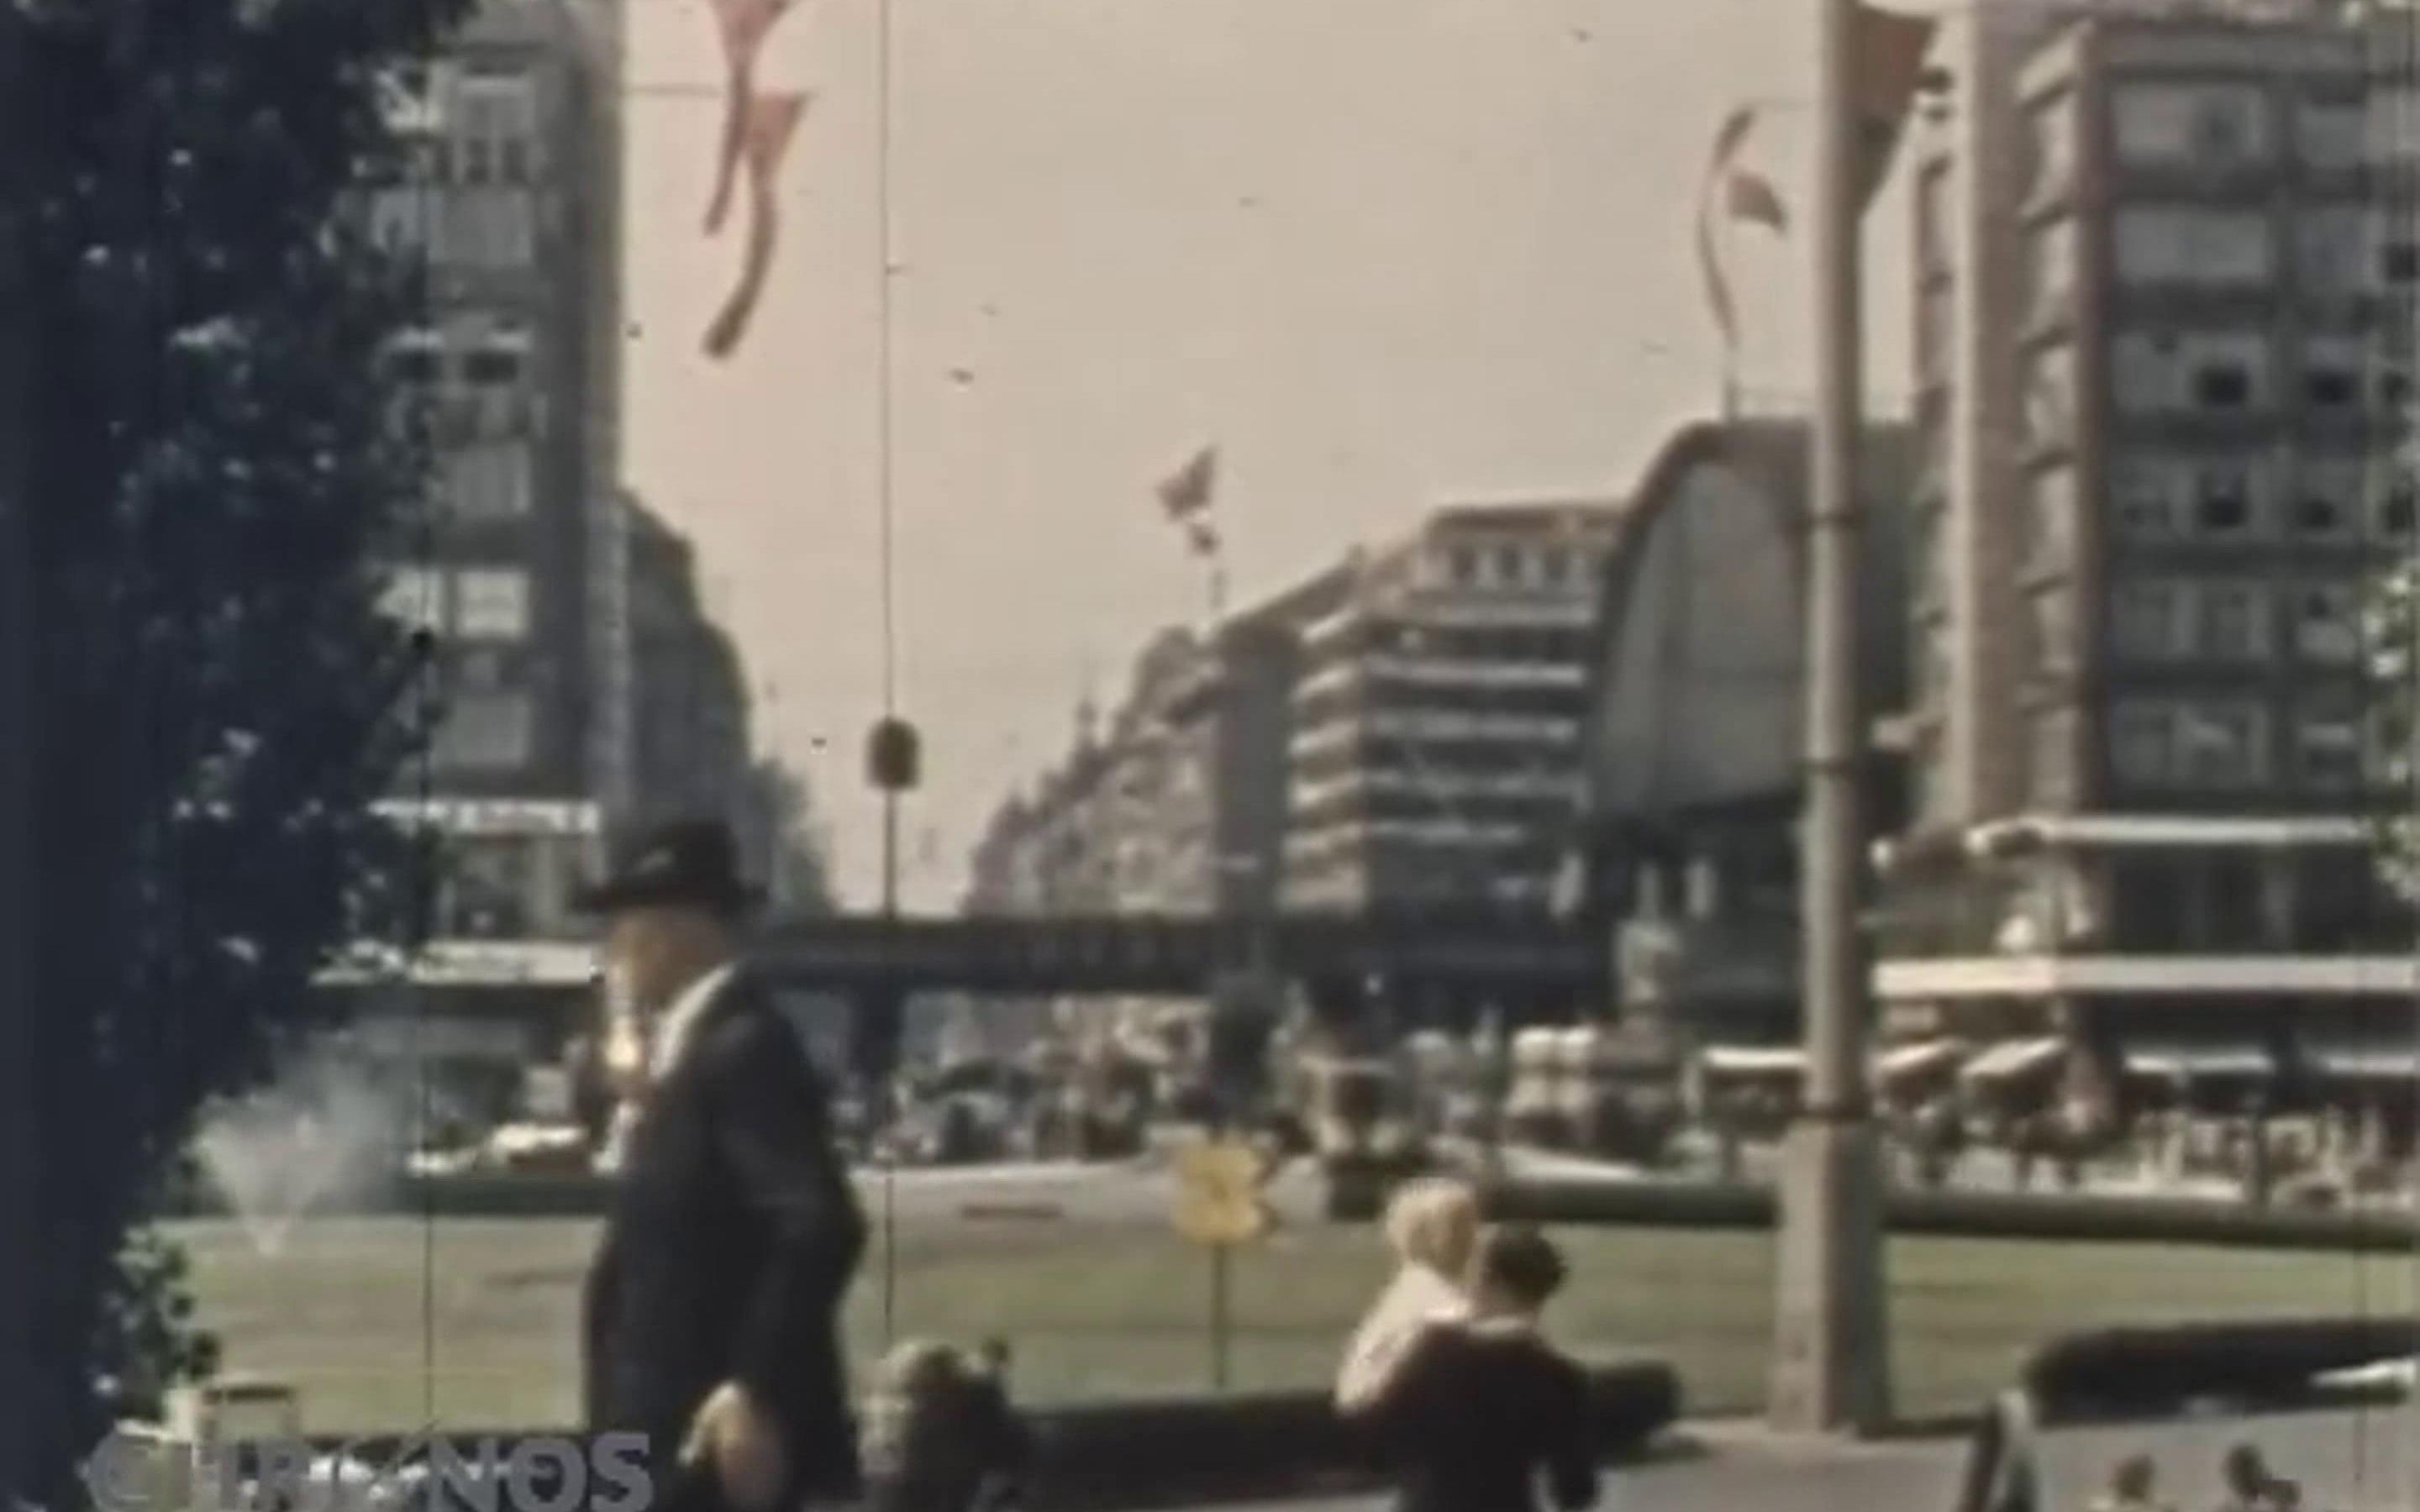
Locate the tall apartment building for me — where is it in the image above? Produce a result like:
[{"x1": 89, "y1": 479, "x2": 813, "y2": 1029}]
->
[
  {"x1": 1880, "y1": 3, "x2": 2420, "y2": 1112},
  {"x1": 362, "y1": 0, "x2": 626, "y2": 946},
  {"x1": 1284, "y1": 504, "x2": 1618, "y2": 913}
]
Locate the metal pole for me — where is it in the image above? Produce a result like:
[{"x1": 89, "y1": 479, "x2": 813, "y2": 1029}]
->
[
  {"x1": 1769, "y1": 0, "x2": 1890, "y2": 1436},
  {"x1": 880, "y1": 787, "x2": 898, "y2": 1345},
  {"x1": 0, "y1": 3, "x2": 34, "y2": 1499},
  {"x1": 1208, "y1": 1243, "x2": 1231, "y2": 1392}
]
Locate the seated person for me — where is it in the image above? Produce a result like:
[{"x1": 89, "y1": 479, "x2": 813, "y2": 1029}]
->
[
  {"x1": 861, "y1": 1338, "x2": 1034, "y2": 1512},
  {"x1": 1360, "y1": 1225, "x2": 1597, "y2": 1512},
  {"x1": 2214, "y1": 1443, "x2": 2298, "y2": 1512},
  {"x1": 1336, "y1": 1177, "x2": 1479, "y2": 1415},
  {"x1": 2091, "y1": 1454, "x2": 2170, "y2": 1512}
]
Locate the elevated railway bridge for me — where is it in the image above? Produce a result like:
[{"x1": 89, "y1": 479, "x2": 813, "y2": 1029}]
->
[{"x1": 321, "y1": 909, "x2": 1607, "y2": 1079}]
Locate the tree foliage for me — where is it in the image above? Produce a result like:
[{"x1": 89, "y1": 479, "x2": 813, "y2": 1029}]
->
[{"x1": 14, "y1": 0, "x2": 466, "y2": 1496}]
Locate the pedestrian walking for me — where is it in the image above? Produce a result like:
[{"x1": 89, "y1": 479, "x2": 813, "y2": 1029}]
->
[
  {"x1": 578, "y1": 817, "x2": 867, "y2": 1512},
  {"x1": 1357, "y1": 1226, "x2": 1597, "y2": 1512},
  {"x1": 1335, "y1": 1177, "x2": 1479, "y2": 1415}
]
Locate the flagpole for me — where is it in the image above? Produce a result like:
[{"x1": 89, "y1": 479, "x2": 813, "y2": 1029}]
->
[
  {"x1": 1768, "y1": 0, "x2": 1890, "y2": 1436},
  {"x1": 1719, "y1": 197, "x2": 1742, "y2": 423}
]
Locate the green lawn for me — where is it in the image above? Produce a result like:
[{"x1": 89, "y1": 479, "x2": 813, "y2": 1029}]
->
[{"x1": 172, "y1": 1214, "x2": 2417, "y2": 1436}]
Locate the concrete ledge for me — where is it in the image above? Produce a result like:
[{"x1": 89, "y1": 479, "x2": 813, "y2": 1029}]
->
[
  {"x1": 245, "y1": 1361, "x2": 1680, "y2": 1512},
  {"x1": 1485, "y1": 1179, "x2": 2420, "y2": 1253},
  {"x1": 2021, "y1": 1317, "x2": 2420, "y2": 1420}
]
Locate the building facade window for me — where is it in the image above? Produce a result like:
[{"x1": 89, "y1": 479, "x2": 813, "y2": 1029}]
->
[
  {"x1": 377, "y1": 564, "x2": 446, "y2": 633},
  {"x1": 2112, "y1": 330, "x2": 2271, "y2": 417},
  {"x1": 434, "y1": 690, "x2": 534, "y2": 771},
  {"x1": 2369, "y1": 87, "x2": 2420, "y2": 164},
  {"x1": 2293, "y1": 698, "x2": 2364, "y2": 792},
  {"x1": 2110, "y1": 701, "x2": 2173, "y2": 786},
  {"x1": 449, "y1": 443, "x2": 534, "y2": 519},
  {"x1": 1917, "y1": 160, "x2": 1954, "y2": 276},
  {"x1": 2024, "y1": 219, "x2": 2078, "y2": 328},
  {"x1": 1918, "y1": 621, "x2": 1954, "y2": 704},
  {"x1": 2297, "y1": 99, "x2": 2366, "y2": 171},
  {"x1": 2111, "y1": 82, "x2": 2272, "y2": 170},
  {"x1": 2027, "y1": 706, "x2": 2079, "y2": 809},
  {"x1": 2026, "y1": 94, "x2": 2077, "y2": 207},
  {"x1": 2189, "y1": 458, "x2": 2265, "y2": 539},
  {"x1": 2021, "y1": 343, "x2": 2076, "y2": 451},
  {"x1": 2021, "y1": 465, "x2": 2078, "y2": 572},
  {"x1": 2292, "y1": 584, "x2": 2361, "y2": 663},
  {"x1": 2198, "y1": 580, "x2": 2271, "y2": 661},
  {"x1": 2027, "y1": 586, "x2": 2075, "y2": 675},
  {"x1": 454, "y1": 567, "x2": 531, "y2": 641},
  {"x1": 2174, "y1": 702, "x2": 2269, "y2": 787},
  {"x1": 2296, "y1": 206, "x2": 2375, "y2": 293},
  {"x1": 2381, "y1": 466, "x2": 2418, "y2": 538},
  {"x1": 455, "y1": 69, "x2": 541, "y2": 185},
  {"x1": 455, "y1": 186, "x2": 536, "y2": 269},
  {"x1": 2302, "y1": 333, "x2": 2365, "y2": 411},
  {"x1": 2112, "y1": 455, "x2": 2186, "y2": 540},
  {"x1": 2112, "y1": 207, "x2": 2273, "y2": 286},
  {"x1": 2290, "y1": 455, "x2": 2365, "y2": 541},
  {"x1": 2111, "y1": 580, "x2": 2187, "y2": 662}
]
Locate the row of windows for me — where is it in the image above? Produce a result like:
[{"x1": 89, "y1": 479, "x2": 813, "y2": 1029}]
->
[
  {"x1": 1427, "y1": 542, "x2": 1594, "y2": 594},
  {"x1": 379, "y1": 564, "x2": 534, "y2": 642},
  {"x1": 2071, "y1": 327, "x2": 2415, "y2": 431},
  {"x1": 2096, "y1": 205, "x2": 2420, "y2": 294},
  {"x1": 1341, "y1": 624, "x2": 1593, "y2": 664},
  {"x1": 2107, "y1": 578, "x2": 2365, "y2": 664},
  {"x1": 381, "y1": 65, "x2": 547, "y2": 183},
  {"x1": 2107, "y1": 82, "x2": 2420, "y2": 175},
  {"x1": 1292, "y1": 785, "x2": 1578, "y2": 832},
  {"x1": 2100, "y1": 452, "x2": 2417, "y2": 544},
  {"x1": 387, "y1": 329, "x2": 536, "y2": 387},
  {"x1": 366, "y1": 186, "x2": 539, "y2": 270},
  {"x1": 1292, "y1": 738, "x2": 1580, "y2": 786},
  {"x1": 2107, "y1": 696, "x2": 2371, "y2": 792}
]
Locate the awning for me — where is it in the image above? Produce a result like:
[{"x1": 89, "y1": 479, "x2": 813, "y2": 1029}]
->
[
  {"x1": 2120, "y1": 1042, "x2": 2274, "y2": 1082},
  {"x1": 2299, "y1": 1039, "x2": 2420, "y2": 1082},
  {"x1": 1958, "y1": 1037, "x2": 2066, "y2": 1085},
  {"x1": 1698, "y1": 1047, "x2": 1807, "y2": 1079},
  {"x1": 1875, "y1": 1039, "x2": 1965, "y2": 1084}
]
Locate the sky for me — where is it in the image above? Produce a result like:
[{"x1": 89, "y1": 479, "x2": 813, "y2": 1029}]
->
[{"x1": 620, "y1": 0, "x2": 1924, "y2": 911}]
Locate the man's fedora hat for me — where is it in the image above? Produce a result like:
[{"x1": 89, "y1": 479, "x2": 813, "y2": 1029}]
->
[{"x1": 576, "y1": 816, "x2": 767, "y2": 916}]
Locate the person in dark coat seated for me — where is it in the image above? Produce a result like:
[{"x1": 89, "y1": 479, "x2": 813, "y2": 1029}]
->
[
  {"x1": 1360, "y1": 1225, "x2": 1598, "y2": 1512},
  {"x1": 578, "y1": 817, "x2": 868, "y2": 1512}
]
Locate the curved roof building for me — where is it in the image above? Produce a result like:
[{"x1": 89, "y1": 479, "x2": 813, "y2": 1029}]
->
[{"x1": 1578, "y1": 417, "x2": 1916, "y2": 1036}]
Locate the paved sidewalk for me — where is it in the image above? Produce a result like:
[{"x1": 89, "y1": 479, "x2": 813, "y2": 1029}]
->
[{"x1": 1199, "y1": 1423, "x2": 1970, "y2": 1511}]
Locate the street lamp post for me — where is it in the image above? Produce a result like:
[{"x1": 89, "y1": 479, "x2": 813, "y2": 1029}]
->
[
  {"x1": 0, "y1": 3, "x2": 34, "y2": 1499},
  {"x1": 1768, "y1": 0, "x2": 1891, "y2": 1436}
]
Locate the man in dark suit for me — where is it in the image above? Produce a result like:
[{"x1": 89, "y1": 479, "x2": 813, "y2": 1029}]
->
[{"x1": 578, "y1": 817, "x2": 867, "y2": 1512}]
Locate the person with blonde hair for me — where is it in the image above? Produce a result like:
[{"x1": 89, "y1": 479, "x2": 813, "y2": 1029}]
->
[{"x1": 1335, "y1": 1176, "x2": 1481, "y2": 1414}]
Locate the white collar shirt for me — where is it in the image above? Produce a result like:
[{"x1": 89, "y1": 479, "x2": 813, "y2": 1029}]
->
[{"x1": 650, "y1": 961, "x2": 739, "y2": 1081}]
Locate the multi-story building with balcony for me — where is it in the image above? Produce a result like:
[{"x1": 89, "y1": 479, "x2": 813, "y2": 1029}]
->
[
  {"x1": 329, "y1": 1, "x2": 640, "y2": 1122},
  {"x1": 1880, "y1": 1, "x2": 2420, "y2": 1143},
  {"x1": 1282, "y1": 504, "x2": 1618, "y2": 914},
  {"x1": 360, "y1": 0, "x2": 627, "y2": 941}
]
